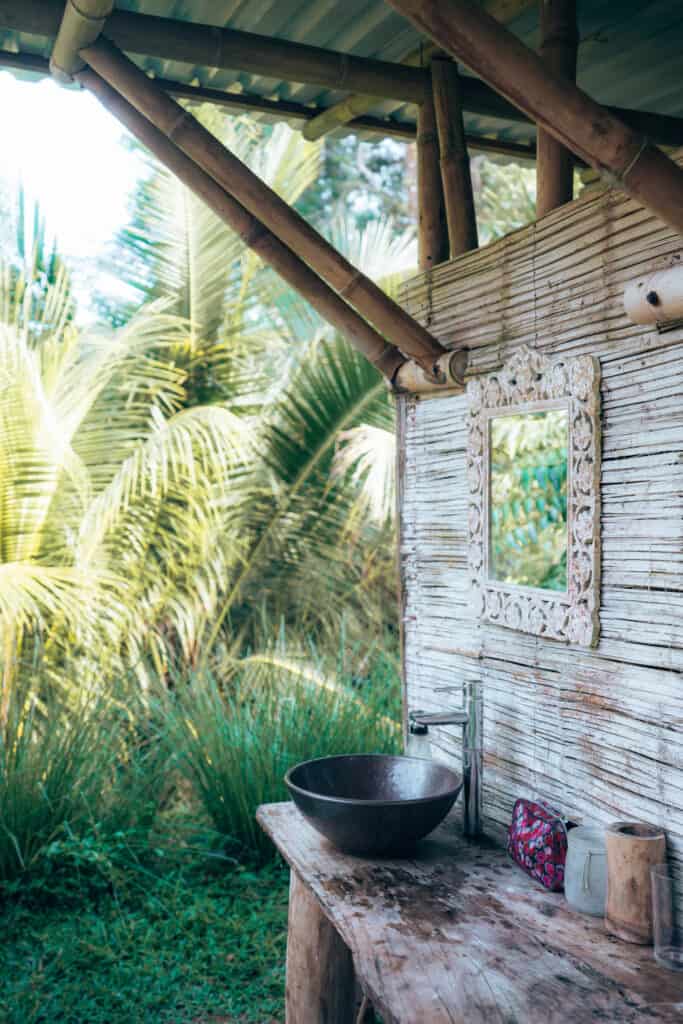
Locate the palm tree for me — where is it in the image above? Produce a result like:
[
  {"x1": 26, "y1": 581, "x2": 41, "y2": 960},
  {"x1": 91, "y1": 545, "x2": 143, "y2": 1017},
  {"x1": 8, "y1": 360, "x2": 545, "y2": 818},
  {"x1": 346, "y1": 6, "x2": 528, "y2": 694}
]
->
[
  {"x1": 103, "y1": 114, "x2": 407, "y2": 669},
  {"x1": 0, "y1": 295, "x2": 248, "y2": 703},
  {"x1": 0, "y1": 113, "x2": 410, "y2": 704}
]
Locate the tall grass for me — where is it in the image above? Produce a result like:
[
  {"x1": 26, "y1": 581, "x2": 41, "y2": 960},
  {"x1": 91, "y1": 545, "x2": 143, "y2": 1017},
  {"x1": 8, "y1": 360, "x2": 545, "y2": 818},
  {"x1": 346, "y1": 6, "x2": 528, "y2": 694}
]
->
[
  {"x1": 0, "y1": 678, "x2": 163, "y2": 883},
  {"x1": 157, "y1": 662, "x2": 401, "y2": 859}
]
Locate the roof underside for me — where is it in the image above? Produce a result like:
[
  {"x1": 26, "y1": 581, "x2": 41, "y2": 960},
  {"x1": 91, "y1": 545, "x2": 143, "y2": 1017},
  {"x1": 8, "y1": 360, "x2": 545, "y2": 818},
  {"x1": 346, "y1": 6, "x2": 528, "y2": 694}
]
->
[{"x1": 1, "y1": 0, "x2": 683, "y2": 150}]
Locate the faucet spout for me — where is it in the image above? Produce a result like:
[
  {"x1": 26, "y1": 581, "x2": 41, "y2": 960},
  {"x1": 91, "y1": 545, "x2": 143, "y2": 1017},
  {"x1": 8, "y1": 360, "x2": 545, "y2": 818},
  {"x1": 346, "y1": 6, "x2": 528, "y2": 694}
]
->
[{"x1": 408, "y1": 680, "x2": 483, "y2": 838}]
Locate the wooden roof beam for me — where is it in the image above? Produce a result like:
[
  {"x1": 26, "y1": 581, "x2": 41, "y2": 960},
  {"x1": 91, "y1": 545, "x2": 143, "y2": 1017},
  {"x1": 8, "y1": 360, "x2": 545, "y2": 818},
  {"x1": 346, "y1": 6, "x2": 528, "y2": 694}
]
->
[
  {"x1": 386, "y1": 0, "x2": 683, "y2": 235},
  {"x1": 1, "y1": 4, "x2": 683, "y2": 147},
  {"x1": 80, "y1": 38, "x2": 451, "y2": 377},
  {"x1": 302, "y1": 0, "x2": 536, "y2": 142},
  {"x1": 0, "y1": 0, "x2": 429, "y2": 103},
  {"x1": 0, "y1": 49, "x2": 540, "y2": 159}
]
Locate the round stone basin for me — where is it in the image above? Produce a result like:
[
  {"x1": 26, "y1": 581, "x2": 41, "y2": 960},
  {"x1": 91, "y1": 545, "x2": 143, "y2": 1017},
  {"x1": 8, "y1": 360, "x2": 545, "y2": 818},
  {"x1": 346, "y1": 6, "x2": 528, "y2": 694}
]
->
[{"x1": 285, "y1": 753, "x2": 463, "y2": 856}]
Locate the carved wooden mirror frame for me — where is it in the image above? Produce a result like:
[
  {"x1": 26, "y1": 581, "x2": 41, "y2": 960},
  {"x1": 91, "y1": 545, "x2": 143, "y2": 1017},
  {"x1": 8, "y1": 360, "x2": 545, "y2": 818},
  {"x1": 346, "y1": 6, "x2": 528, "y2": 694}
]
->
[{"x1": 466, "y1": 345, "x2": 601, "y2": 647}]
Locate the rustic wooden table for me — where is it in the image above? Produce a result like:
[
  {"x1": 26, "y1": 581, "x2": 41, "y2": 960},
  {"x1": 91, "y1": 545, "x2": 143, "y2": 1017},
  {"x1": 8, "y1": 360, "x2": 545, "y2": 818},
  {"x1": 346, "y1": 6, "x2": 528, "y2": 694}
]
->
[{"x1": 257, "y1": 802, "x2": 683, "y2": 1024}]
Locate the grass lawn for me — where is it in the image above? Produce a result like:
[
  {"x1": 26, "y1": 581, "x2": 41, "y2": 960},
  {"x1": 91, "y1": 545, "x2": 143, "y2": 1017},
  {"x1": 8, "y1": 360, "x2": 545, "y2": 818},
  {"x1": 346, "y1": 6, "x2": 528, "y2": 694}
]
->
[{"x1": 0, "y1": 849, "x2": 289, "y2": 1024}]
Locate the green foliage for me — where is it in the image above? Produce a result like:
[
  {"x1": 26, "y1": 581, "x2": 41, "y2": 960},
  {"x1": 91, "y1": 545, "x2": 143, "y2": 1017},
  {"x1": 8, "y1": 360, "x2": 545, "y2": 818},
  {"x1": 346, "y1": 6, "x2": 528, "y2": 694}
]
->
[
  {"x1": 0, "y1": 671, "x2": 163, "y2": 884},
  {"x1": 0, "y1": 187, "x2": 75, "y2": 343},
  {"x1": 295, "y1": 135, "x2": 412, "y2": 232},
  {"x1": 157, "y1": 657, "x2": 401, "y2": 860},
  {"x1": 1, "y1": 847, "x2": 289, "y2": 1023},
  {"x1": 489, "y1": 410, "x2": 568, "y2": 590},
  {"x1": 473, "y1": 156, "x2": 537, "y2": 244}
]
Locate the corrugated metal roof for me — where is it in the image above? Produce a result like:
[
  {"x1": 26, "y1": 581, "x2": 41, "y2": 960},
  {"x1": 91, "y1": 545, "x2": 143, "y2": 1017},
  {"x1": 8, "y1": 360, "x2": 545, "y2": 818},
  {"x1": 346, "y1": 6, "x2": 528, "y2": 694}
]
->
[{"x1": 1, "y1": 1, "x2": 682, "y2": 149}]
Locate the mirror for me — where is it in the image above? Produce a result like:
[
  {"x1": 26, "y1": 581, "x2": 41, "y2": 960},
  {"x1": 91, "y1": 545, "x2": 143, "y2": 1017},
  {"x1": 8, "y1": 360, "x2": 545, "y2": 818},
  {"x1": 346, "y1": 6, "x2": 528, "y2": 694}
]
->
[
  {"x1": 467, "y1": 345, "x2": 601, "y2": 647},
  {"x1": 489, "y1": 409, "x2": 568, "y2": 591}
]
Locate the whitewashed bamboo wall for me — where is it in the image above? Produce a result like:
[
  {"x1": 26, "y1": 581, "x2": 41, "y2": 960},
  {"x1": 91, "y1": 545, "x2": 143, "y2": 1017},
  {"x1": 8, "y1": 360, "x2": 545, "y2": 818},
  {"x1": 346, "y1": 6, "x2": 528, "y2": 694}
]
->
[{"x1": 397, "y1": 154, "x2": 683, "y2": 900}]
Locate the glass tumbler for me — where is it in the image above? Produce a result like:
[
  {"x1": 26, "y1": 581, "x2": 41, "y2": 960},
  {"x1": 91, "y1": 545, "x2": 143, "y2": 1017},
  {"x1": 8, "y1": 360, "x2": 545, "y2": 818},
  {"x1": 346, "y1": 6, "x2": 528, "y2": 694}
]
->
[
  {"x1": 565, "y1": 826, "x2": 607, "y2": 916},
  {"x1": 651, "y1": 864, "x2": 683, "y2": 971}
]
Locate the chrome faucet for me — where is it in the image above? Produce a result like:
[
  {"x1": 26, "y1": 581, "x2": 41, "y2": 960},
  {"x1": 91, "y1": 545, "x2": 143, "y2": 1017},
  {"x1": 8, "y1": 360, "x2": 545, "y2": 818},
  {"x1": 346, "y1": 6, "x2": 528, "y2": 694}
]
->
[{"x1": 409, "y1": 680, "x2": 483, "y2": 838}]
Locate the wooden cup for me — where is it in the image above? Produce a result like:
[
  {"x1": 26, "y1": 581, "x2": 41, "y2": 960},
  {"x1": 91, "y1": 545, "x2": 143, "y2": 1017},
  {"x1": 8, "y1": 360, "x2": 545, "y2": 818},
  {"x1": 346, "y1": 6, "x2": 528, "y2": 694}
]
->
[{"x1": 605, "y1": 821, "x2": 666, "y2": 945}]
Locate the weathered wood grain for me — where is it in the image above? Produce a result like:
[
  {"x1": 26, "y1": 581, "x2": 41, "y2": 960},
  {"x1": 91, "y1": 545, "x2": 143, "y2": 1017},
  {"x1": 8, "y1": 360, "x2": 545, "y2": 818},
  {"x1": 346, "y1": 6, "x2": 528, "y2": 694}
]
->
[
  {"x1": 259, "y1": 802, "x2": 683, "y2": 1024},
  {"x1": 398, "y1": 149, "x2": 683, "y2": 916},
  {"x1": 285, "y1": 870, "x2": 356, "y2": 1023}
]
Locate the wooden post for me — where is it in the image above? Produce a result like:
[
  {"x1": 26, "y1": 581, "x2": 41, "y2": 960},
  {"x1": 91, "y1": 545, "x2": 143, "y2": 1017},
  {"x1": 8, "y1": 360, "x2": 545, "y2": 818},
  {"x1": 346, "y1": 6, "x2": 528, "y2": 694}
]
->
[
  {"x1": 385, "y1": 0, "x2": 683, "y2": 236},
  {"x1": 286, "y1": 870, "x2": 356, "y2": 1024},
  {"x1": 80, "y1": 39, "x2": 449, "y2": 376},
  {"x1": 417, "y1": 89, "x2": 449, "y2": 271},
  {"x1": 431, "y1": 57, "x2": 479, "y2": 257},
  {"x1": 302, "y1": 1, "x2": 536, "y2": 142},
  {"x1": 536, "y1": 0, "x2": 578, "y2": 217},
  {"x1": 49, "y1": 0, "x2": 112, "y2": 82},
  {"x1": 77, "y1": 69, "x2": 406, "y2": 382}
]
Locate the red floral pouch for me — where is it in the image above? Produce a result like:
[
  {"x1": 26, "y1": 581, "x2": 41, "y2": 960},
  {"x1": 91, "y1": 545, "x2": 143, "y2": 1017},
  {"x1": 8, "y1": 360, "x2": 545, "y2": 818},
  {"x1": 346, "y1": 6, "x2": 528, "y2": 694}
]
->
[{"x1": 507, "y1": 798, "x2": 569, "y2": 892}]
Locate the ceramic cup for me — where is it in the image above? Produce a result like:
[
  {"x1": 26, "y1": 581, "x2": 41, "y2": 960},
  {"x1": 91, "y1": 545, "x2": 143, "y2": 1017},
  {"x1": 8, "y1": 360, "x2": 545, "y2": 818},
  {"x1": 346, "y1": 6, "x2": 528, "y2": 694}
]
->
[{"x1": 565, "y1": 826, "x2": 607, "y2": 916}]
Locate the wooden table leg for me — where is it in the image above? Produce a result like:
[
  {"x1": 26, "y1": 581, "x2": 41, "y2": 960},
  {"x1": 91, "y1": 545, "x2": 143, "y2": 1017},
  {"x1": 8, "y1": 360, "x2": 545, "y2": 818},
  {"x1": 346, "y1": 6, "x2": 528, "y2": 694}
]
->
[{"x1": 285, "y1": 869, "x2": 356, "y2": 1024}]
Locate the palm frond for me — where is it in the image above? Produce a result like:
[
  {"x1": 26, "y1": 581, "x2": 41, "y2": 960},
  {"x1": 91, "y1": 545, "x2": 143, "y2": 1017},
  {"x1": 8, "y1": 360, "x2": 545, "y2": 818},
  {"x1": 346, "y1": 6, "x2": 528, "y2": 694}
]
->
[{"x1": 333, "y1": 424, "x2": 396, "y2": 527}]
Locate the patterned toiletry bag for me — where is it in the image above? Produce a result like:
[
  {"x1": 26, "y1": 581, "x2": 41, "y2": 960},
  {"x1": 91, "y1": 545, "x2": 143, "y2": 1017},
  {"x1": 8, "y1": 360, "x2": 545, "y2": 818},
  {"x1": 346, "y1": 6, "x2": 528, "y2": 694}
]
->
[{"x1": 507, "y1": 798, "x2": 571, "y2": 892}]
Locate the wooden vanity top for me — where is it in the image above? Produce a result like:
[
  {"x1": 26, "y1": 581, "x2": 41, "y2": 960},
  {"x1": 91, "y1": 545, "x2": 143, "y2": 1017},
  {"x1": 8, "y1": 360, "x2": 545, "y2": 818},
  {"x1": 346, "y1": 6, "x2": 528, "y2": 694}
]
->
[{"x1": 257, "y1": 802, "x2": 683, "y2": 1024}]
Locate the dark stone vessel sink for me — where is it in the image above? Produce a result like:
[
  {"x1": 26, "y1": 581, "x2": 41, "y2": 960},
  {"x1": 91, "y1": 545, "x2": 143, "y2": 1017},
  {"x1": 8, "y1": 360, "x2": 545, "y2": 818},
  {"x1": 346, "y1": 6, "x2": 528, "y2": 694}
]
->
[{"x1": 284, "y1": 754, "x2": 463, "y2": 855}]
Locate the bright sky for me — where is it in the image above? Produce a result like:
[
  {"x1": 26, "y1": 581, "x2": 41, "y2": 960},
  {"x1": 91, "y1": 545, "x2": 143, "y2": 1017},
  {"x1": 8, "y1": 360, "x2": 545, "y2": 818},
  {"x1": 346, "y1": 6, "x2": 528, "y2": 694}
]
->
[{"x1": 0, "y1": 69, "x2": 145, "y2": 316}]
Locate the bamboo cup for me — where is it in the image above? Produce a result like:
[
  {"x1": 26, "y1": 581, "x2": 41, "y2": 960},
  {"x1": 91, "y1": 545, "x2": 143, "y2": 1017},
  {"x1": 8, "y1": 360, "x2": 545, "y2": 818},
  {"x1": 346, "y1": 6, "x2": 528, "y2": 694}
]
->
[{"x1": 605, "y1": 822, "x2": 666, "y2": 945}]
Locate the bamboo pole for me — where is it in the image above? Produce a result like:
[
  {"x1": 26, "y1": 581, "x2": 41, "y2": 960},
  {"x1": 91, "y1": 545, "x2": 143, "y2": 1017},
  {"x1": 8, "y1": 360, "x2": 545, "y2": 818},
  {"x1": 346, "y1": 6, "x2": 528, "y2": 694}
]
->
[
  {"x1": 3, "y1": 8, "x2": 683, "y2": 145},
  {"x1": 385, "y1": 0, "x2": 683, "y2": 235},
  {"x1": 80, "y1": 39, "x2": 447, "y2": 374},
  {"x1": 0, "y1": 0, "x2": 429, "y2": 103},
  {"x1": 76, "y1": 68, "x2": 406, "y2": 383},
  {"x1": 302, "y1": 0, "x2": 536, "y2": 141},
  {"x1": 431, "y1": 58, "x2": 479, "y2": 256},
  {"x1": 0, "y1": 50, "x2": 544, "y2": 160},
  {"x1": 417, "y1": 89, "x2": 448, "y2": 271},
  {"x1": 536, "y1": 0, "x2": 578, "y2": 217},
  {"x1": 49, "y1": 0, "x2": 112, "y2": 82},
  {"x1": 154, "y1": 77, "x2": 417, "y2": 141},
  {"x1": 303, "y1": 42, "x2": 433, "y2": 143}
]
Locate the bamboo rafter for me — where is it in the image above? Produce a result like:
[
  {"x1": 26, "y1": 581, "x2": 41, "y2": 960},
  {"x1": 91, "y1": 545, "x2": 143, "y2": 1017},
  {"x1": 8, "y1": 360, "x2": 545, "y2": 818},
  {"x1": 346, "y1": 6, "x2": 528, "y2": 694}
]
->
[
  {"x1": 386, "y1": 0, "x2": 683, "y2": 236},
  {"x1": 1, "y1": 2, "x2": 683, "y2": 149},
  {"x1": 302, "y1": 0, "x2": 536, "y2": 142}
]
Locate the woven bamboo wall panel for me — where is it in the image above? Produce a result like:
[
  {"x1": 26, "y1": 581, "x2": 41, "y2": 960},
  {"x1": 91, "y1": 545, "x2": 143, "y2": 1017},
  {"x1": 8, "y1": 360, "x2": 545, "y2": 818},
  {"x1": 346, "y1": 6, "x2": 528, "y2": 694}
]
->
[{"x1": 398, "y1": 155, "x2": 683, "y2": 903}]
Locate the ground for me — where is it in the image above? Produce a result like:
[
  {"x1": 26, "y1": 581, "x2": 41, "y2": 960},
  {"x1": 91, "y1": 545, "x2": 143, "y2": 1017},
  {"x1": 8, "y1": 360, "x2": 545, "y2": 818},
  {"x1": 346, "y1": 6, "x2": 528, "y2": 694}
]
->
[{"x1": 0, "y1": 855, "x2": 289, "y2": 1024}]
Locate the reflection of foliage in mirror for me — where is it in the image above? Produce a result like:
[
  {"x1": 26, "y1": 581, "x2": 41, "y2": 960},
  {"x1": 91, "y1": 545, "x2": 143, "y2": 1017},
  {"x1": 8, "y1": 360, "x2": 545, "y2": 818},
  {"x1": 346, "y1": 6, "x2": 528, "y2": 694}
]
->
[{"x1": 489, "y1": 410, "x2": 568, "y2": 591}]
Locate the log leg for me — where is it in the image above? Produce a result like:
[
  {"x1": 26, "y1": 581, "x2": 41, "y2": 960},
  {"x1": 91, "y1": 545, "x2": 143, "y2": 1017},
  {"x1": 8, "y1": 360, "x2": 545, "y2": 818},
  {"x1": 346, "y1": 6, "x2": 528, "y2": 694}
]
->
[{"x1": 285, "y1": 869, "x2": 356, "y2": 1024}]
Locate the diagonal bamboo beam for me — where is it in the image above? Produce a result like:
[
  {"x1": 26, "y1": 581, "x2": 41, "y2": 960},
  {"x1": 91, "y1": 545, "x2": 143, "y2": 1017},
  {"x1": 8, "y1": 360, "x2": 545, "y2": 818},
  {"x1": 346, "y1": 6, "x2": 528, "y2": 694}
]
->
[
  {"x1": 76, "y1": 67, "x2": 406, "y2": 383},
  {"x1": 80, "y1": 38, "x2": 449, "y2": 375},
  {"x1": 302, "y1": 0, "x2": 536, "y2": 142},
  {"x1": 385, "y1": 0, "x2": 683, "y2": 235}
]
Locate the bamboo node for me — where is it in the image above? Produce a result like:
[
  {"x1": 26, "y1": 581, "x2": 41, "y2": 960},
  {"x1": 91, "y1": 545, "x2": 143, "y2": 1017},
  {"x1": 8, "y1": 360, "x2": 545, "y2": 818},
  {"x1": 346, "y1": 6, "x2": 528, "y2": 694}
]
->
[
  {"x1": 243, "y1": 222, "x2": 268, "y2": 248},
  {"x1": 210, "y1": 26, "x2": 223, "y2": 69},
  {"x1": 338, "y1": 53, "x2": 350, "y2": 88},
  {"x1": 620, "y1": 137, "x2": 650, "y2": 184},
  {"x1": 167, "y1": 106, "x2": 193, "y2": 142},
  {"x1": 338, "y1": 270, "x2": 364, "y2": 300}
]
